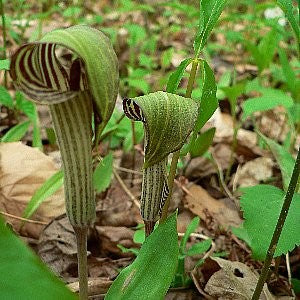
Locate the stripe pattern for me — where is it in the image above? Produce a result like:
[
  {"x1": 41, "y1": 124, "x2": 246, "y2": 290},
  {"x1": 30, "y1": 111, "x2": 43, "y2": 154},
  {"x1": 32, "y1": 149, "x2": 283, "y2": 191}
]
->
[
  {"x1": 141, "y1": 158, "x2": 169, "y2": 222},
  {"x1": 10, "y1": 43, "x2": 88, "y2": 104},
  {"x1": 51, "y1": 92, "x2": 95, "y2": 227},
  {"x1": 123, "y1": 97, "x2": 169, "y2": 222},
  {"x1": 123, "y1": 98, "x2": 145, "y2": 122},
  {"x1": 10, "y1": 42, "x2": 94, "y2": 227}
]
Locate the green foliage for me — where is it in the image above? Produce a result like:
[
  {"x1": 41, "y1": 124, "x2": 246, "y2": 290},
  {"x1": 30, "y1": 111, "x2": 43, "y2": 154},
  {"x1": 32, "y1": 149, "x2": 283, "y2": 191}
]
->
[
  {"x1": 258, "y1": 133, "x2": 295, "y2": 191},
  {"x1": 278, "y1": 47, "x2": 300, "y2": 101},
  {"x1": 234, "y1": 185, "x2": 300, "y2": 260},
  {"x1": 0, "y1": 217, "x2": 77, "y2": 300},
  {"x1": 194, "y1": 0, "x2": 227, "y2": 56},
  {"x1": 0, "y1": 85, "x2": 13, "y2": 108},
  {"x1": 242, "y1": 88, "x2": 294, "y2": 120},
  {"x1": 173, "y1": 216, "x2": 212, "y2": 287},
  {"x1": 1, "y1": 120, "x2": 31, "y2": 142},
  {"x1": 190, "y1": 127, "x2": 216, "y2": 158},
  {"x1": 93, "y1": 152, "x2": 114, "y2": 193},
  {"x1": 244, "y1": 27, "x2": 280, "y2": 73},
  {"x1": 0, "y1": 59, "x2": 10, "y2": 70},
  {"x1": 194, "y1": 60, "x2": 218, "y2": 132},
  {"x1": 277, "y1": 0, "x2": 300, "y2": 46},
  {"x1": 106, "y1": 213, "x2": 179, "y2": 300},
  {"x1": 166, "y1": 58, "x2": 193, "y2": 93},
  {"x1": 22, "y1": 170, "x2": 64, "y2": 220}
]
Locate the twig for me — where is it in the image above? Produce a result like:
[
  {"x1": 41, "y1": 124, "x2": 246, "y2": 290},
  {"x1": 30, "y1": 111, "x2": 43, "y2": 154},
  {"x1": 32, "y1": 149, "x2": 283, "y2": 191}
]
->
[
  {"x1": 286, "y1": 253, "x2": 296, "y2": 298},
  {"x1": 0, "y1": 211, "x2": 48, "y2": 225},
  {"x1": 114, "y1": 165, "x2": 142, "y2": 175},
  {"x1": 113, "y1": 168, "x2": 140, "y2": 208}
]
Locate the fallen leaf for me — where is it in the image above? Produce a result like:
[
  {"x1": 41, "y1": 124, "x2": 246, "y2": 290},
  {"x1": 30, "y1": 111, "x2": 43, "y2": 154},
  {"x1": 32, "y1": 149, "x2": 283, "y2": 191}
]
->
[
  {"x1": 38, "y1": 215, "x2": 77, "y2": 277},
  {"x1": 0, "y1": 142, "x2": 65, "y2": 238},
  {"x1": 184, "y1": 184, "x2": 242, "y2": 228},
  {"x1": 204, "y1": 257, "x2": 275, "y2": 299},
  {"x1": 234, "y1": 157, "x2": 274, "y2": 187},
  {"x1": 95, "y1": 226, "x2": 138, "y2": 257}
]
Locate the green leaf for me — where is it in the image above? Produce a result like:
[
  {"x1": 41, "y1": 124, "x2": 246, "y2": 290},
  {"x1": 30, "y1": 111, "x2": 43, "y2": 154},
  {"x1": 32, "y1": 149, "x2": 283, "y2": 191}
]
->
[
  {"x1": 125, "y1": 91, "x2": 198, "y2": 168},
  {"x1": 194, "y1": 61, "x2": 218, "y2": 132},
  {"x1": 221, "y1": 82, "x2": 245, "y2": 113},
  {"x1": 117, "y1": 244, "x2": 139, "y2": 256},
  {"x1": 0, "y1": 86, "x2": 14, "y2": 108},
  {"x1": 1, "y1": 120, "x2": 31, "y2": 142},
  {"x1": 194, "y1": 0, "x2": 227, "y2": 56},
  {"x1": 15, "y1": 92, "x2": 37, "y2": 122},
  {"x1": 179, "y1": 216, "x2": 200, "y2": 254},
  {"x1": 0, "y1": 59, "x2": 10, "y2": 70},
  {"x1": 166, "y1": 58, "x2": 193, "y2": 93},
  {"x1": 240, "y1": 185, "x2": 300, "y2": 260},
  {"x1": 244, "y1": 28, "x2": 280, "y2": 73},
  {"x1": 0, "y1": 217, "x2": 76, "y2": 300},
  {"x1": 22, "y1": 170, "x2": 64, "y2": 220},
  {"x1": 242, "y1": 89, "x2": 294, "y2": 120},
  {"x1": 186, "y1": 239, "x2": 212, "y2": 256},
  {"x1": 278, "y1": 47, "x2": 300, "y2": 99},
  {"x1": 190, "y1": 127, "x2": 215, "y2": 158},
  {"x1": 258, "y1": 133, "x2": 295, "y2": 191},
  {"x1": 277, "y1": 0, "x2": 300, "y2": 45},
  {"x1": 133, "y1": 229, "x2": 145, "y2": 244},
  {"x1": 93, "y1": 152, "x2": 113, "y2": 193},
  {"x1": 105, "y1": 213, "x2": 179, "y2": 300}
]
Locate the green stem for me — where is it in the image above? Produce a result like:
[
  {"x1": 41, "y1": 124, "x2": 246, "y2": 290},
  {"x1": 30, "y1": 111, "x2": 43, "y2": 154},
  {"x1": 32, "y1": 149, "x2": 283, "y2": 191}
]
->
[
  {"x1": 160, "y1": 59, "x2": 199, "y2": 222},
  {"x1": 251, "y1": 146, "x2": 300, "y2": 299},
  {"x1": 74, "y1": 226, "x2": 88, "y2": 300},
  {"x1": 0, "y1": 0, "x2": 7, "y2": 87}
]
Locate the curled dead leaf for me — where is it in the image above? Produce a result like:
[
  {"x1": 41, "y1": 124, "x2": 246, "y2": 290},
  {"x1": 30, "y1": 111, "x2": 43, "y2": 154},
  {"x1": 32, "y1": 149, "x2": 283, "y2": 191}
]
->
[{"x1": 0, "y1": 142, "x2": 65, "y2": 238}]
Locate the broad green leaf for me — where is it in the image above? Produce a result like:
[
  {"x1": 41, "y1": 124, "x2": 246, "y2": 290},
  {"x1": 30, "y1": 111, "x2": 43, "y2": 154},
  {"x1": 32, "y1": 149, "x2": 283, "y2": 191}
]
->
[
  {"x1": 0, "y1": 59, "x2": 10, "y2": 70},
  {"x1": 242, "y1": 89, "x2": 294, "y2": 120},
  {"x1": 0, "y1": 217, "x2": 77, "y2": 300},
  {"x1": 240, "y1": 185, "x2": 300, "y2": 260},
  {"x1": 22, "y1": 170, "x2": 64, "y2": 220},
  {"x1": 0, "y1": 86, "x2": 14, "y2": 108},
  {"x1": 1, "y1": 120, "x2": 31, "y2": 142},
  {"x1": 277, "y1": 0, "x2": 300, "y2": 45},
  {"x1": 166, "y1": 58, "x2": 193, "y2": 93},
  {"x1": 194, "y1": 0, "x2": 227, "y2": 56},
  {"x1": 93, "y1": 152, "x2": 113, "y2": 193},
  {"x1": 258, "y1": 133, "x2": 295, "y2": 191},
  {"x1": 187, "y1": 239, "x2": 212, "y2": 256},
  {"x1": 105, "y1": 213, "x2": 179, "y2": 300},
  {"x1": 179, "y1": 216, "x2": 200, "y2": 253},
  {"x1": 125, "y1": 91, "x2": 198, "y2": 168},
  {"x1": 194, "y1": 61, "x2": 218, "y2": 132},
  {"x1": 190, "y1": 127, "x2": 215, "y2": 158}
]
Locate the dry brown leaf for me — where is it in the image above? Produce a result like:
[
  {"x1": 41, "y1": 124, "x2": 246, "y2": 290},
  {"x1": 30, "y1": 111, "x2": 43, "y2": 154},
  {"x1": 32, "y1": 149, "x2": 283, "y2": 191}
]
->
[
  {"x1": 0, "y1": 142, "x2": 65, "y2": 238},
  {"x1": 95, "y1": 226, "x2": 137, "y2": 257},
  {"x1": 184, "y1": 184, "x2": 242, "y2": 228},
  {"x1": 204, "y1": 257, "x2": 275, "y2": 300},
  {"x1": 38, "y1": 215, "x2": 77, "y2": 276},
  {"x1": 234, "y1": 157, "x2": 274, "y2": 188}
]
